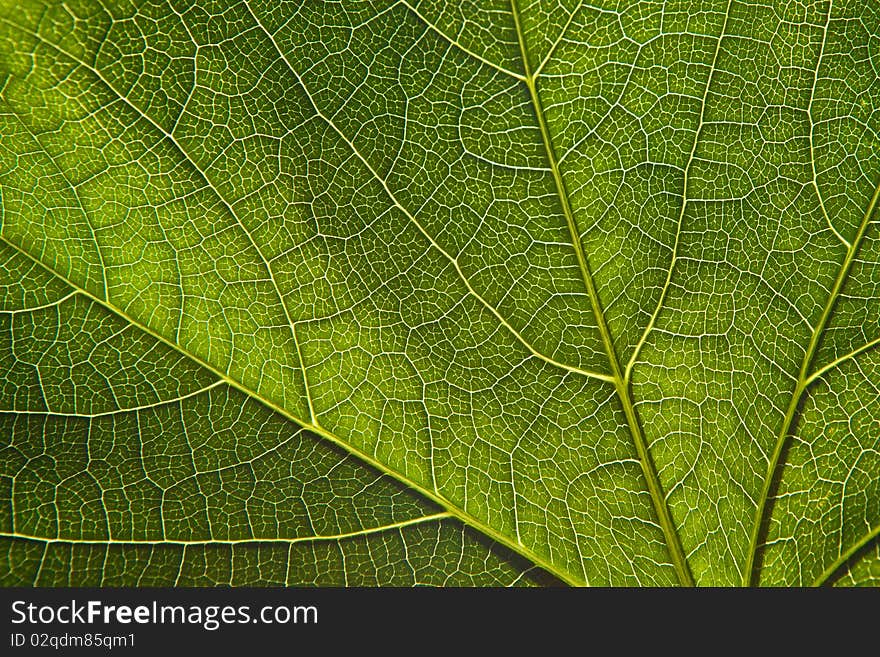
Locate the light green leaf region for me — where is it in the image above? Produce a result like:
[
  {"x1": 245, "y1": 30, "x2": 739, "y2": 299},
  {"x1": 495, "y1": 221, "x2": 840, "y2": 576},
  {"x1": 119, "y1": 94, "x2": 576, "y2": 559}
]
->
[{"x1": 0, "y1": 0, "x2": 878, "y2": 587}]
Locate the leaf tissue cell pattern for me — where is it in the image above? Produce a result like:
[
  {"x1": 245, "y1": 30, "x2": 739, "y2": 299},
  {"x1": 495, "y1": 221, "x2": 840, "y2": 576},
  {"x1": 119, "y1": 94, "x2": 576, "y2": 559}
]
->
[
  {"x1": 0, "y1": 241, "x2": 555, "y2": 586},
  {"x1": 0, "y1": 0, "x2": 877, "y2": 587}
]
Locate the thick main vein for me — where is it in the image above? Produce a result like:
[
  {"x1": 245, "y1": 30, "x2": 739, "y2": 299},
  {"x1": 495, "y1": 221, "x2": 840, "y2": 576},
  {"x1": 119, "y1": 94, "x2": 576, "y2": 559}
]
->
[
  {"x1": 508, "y1": 0, "x2": 693, "y2": 587},
  {"x1": 743, "y1": 176, "x2": 880, "y2": 586}
]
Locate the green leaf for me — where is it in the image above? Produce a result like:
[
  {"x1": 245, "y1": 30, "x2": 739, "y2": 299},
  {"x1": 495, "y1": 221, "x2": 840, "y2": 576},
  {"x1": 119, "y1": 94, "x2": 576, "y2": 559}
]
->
[
  {"x1": 0, "y1": 241, "x2": 554, "y2": 586},
  {"x1": 0, "y1": 0, "x2": 878, "y2": 587}
]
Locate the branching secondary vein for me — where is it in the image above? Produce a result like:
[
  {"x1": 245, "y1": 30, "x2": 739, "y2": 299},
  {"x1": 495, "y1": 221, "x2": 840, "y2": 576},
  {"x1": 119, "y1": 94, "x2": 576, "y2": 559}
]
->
[
  {"x1": 508, "y1": 0, "x2": 694, "y2": 587},
  {"x1": 0, "y1": 233, "x2": 583, "y2": 587},
  {"x1": 744, "y1": 175, "x2": 880, "y2": 586}
]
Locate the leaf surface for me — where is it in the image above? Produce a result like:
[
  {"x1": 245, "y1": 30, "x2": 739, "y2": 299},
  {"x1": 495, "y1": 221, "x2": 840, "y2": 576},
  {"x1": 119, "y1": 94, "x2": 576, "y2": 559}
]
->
[{"x1": 0, "y1": 0, "x2": 878, "y2": 586}]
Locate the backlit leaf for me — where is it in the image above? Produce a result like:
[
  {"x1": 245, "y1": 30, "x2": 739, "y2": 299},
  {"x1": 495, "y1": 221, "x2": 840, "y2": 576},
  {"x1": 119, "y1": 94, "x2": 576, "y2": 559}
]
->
[{"x1": 1, "y1": 0, "x2": 878, "y2": 586}]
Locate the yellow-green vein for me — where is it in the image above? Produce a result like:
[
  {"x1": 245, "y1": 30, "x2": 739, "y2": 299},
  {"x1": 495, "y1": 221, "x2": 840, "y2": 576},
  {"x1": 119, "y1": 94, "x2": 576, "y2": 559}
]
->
[
  {"x1": 744, "y1": 175, "x2": 880, "y2": 585},
  {"x1": 508, "y1": 0, "x2": 694, "y2": 587}
]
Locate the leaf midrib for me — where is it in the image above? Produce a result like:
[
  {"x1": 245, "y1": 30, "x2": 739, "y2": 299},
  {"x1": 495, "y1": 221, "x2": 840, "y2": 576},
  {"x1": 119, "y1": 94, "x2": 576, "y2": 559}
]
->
[{"x1": 507, "y1": 0, "x2": 694, "y2": 587}]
